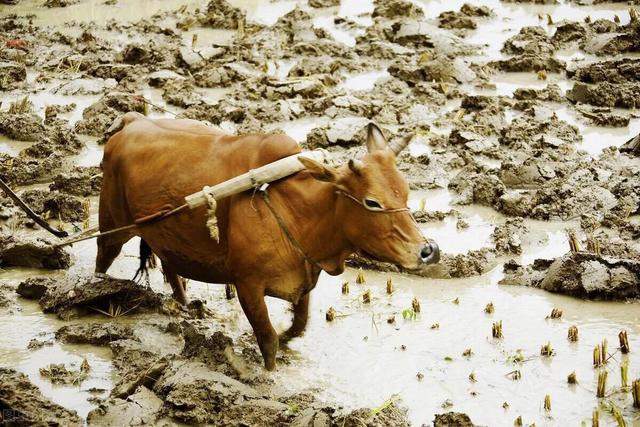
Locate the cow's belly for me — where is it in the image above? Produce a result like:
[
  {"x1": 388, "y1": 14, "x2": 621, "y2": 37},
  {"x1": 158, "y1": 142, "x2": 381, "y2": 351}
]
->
[{"x1": 161, "y1": 248, "x2": 234, "y2": 284}]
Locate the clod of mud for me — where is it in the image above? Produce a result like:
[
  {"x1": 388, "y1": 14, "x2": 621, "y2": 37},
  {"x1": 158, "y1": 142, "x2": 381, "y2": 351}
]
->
[
  {"x1": 621, "y1": 133, "x2": 639, "y2": 155},
  {"x1": 492, "y1": 218, "x2": 527, "y2": 255},
  {"x1": 153, "y1": 360, "x2": 261, "y2": 424},
  {"x1": 49, "y1": 166, "x2": 102, "y2": 196},
  {"x1": 513, "y1": 83, "x2": 563, "y2": 102},
  {"x1": 583, "y1": 106, "x2": 634, "y2": 129},
  {"x1": 22, "y1": 119, "x2": 84, "y2": 157},
  {"x1": 0, "y1": 234, "x2": 70, "y2": 269},
  {"x1": 502, "y1": 26, "x2": 556, "y2": 56},
  {"x1": 39, "y1": 360, "x2": 90, "y2": 385},
  {"x1": 18, "y1": 189, "x2": 84, "y2": 222},
  {"x1": 0, "y1": 112, "x2": 45, "y2": 142},
  {"x1": 567, "y1": 82, "x2": 640, "y2": 109},
  {"x1": 75, "y1": 92, "x2": 145, "y2": 138},
  {"x1": 197, "y1": 0, "x2": 246, "y2": 30},
  {"x1": 43, "y1": 0, "x2": 79, "y2": 7},
  {"x1": 0, "y1": 284, "x2": 17, "y2": 312},
  {"x1": 0, "y1": 152, "x2": 64, "y2": 186},
  {"x1": 53, "y1": 78, "x2": 117, "y2": 96},
  {"x1": 0, "y1": 367, "x2": 82, "y2": 426},
  {"x1": 372, "y1": 0, "x2": 424, "y2": 20},
  {"x1": 309, "y1": 0, "x2": 340, "y2": 8},
  {"x1": 45, "y1": 103, "x2": 76, "y2": 124},
  {"x1": 304, "y1": 118, "x2": 369, "y2": 149},
  {"x1": 497, "y1": 146, "x2": 637, "y2": 221},
  {"x1": 500, "y1": 110, "x2": 581, "y2": 149},
  {"x1": 55, "y1": 322, "x2": 135, "y2": 345},
  {"x1": 179, "y1": 46, "x2": 224, "y2": 71},
  {"x1": 16, "y1": 275, "x2": 162, "y2": 319},
  {"x1": 0, "y1": 61, "x2": 26, "y2": 89},
  {"x1": 566, "y1": 55, "x2": 640, "y2": 108},
  {"x1": 389, "y1": 54, "x2": 476, "y2": 85},
  {"x1": 87, "y1": 386, "x2": 164, "y2": 426},
  {"x1": 180, "y1": 319, "x2": 234, "y2": 366},
  {"x1": 501, "y1": 253, "x2": 640, "y2": 300},
  {"x1": 109, "y1": 339, "x2": 169, "y2": 400},
  {"x1": 348, "y1": 248, "x2": 497, "y2": 279},
  {"x1": 569, "y1": 58, "x2": 640, "y2": 84},
  {"x1": 337, "y1": 405, "x2": 410, "y2": 426},
  {"x1": 397, "y1": 153, "x2": 449, "y2": 189},
  {"x1": 449, "y1": 165, "x2": 505, "y2": 207},
  {"x1": 89, "y1": 63, "x2": 136, "y2": 82},
  {"x1": 487, "y1": 54, "x2": 565, "y2": 73},
  {"x1": 438, "y1": 12, "x2": 476, "y2": 31},
  {"x1": 118, "y1": 42, "x2": 176, "y2": 69},
  {"x1": 433, "y1": 412, "x2": 475, "y2": 427}
]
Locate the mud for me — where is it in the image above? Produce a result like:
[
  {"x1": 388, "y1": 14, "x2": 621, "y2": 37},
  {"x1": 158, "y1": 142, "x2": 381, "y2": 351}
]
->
[
  {"x1": 501, "y1": 251, "x2": 640, "y2": 299},
  {"x1": 433, "y1": 412, "x2": 476, "y2": 427},
  {"x1": 17, "y1": 275, "x2": 162, "y2": 319},
  {"x1": 0, "y1": 0, "x2": 639, "y2": 425},
  {"x1": 56, "y1": 322, "x2": 135, "y2": 345},
  {"x1": 75, "y1": 92, "x2": 146, "y2": 138},
  {"x1": 348, "y1": 248, "x2": 498, "y2": 280},
  {"x1": 0, "y1": 367, "x2": 82, "y2": 426},
  {"x1": 0, "y1": 234, "x2": 70, "y2": 269},
  {"x1": 0, "y1": 112, "x2": 45, "y2": 142},
  {"x1": 0, "y1": 61, "x2": 26, "y2": 89},
  {"x1": 49, "y1": 166, "x2": 102, "y2": 196},
  {"x1": 39, "y1": 360, "x2": 90, "y2": 385},
  {"x1": 18, "y1": 189, "x2": 84, "y2": 222}
]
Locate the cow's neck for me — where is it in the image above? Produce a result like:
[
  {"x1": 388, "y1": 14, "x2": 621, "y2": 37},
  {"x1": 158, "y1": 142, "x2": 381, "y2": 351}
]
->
[{"x1": 278, "y1": 177, "x2": 354, "y2": 275}]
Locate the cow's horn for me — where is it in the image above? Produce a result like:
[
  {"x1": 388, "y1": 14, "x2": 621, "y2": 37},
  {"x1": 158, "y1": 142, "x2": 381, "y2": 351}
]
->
[
  {"x1": 389, "y1": 134, "x2": 413, "y2": 155},
  {"x1": 348, "y1": 159, "x2": 364, "y2": 175}
]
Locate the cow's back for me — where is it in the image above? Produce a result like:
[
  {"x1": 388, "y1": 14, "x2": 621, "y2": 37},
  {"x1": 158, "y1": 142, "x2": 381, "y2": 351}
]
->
[{"x1": 100, "y1": 113, "x2": 301, "y2": 282}]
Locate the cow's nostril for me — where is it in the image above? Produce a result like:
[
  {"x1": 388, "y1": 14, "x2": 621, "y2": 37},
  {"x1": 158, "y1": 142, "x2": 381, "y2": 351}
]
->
[
  {"x1": 420, "y1": 242, "x2": 440, "y2": 265},
  {"x1": 420, "y1": 245, "x2": 432, "y2": 258}
]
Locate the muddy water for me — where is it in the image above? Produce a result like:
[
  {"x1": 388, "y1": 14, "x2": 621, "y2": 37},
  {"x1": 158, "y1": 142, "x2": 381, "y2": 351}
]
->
[{"x1": 1, "y1": 0, "x2": 640, "y2": 425}]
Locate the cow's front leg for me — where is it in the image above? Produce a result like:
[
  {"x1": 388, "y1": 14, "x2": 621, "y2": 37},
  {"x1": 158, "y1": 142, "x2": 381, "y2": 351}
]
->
[
  {"x1": 236, "y1": 283, "x2": 278, "y2": 371},
  {"x1": 280, "y1": 293, "x2": 310, "y2": 346}
]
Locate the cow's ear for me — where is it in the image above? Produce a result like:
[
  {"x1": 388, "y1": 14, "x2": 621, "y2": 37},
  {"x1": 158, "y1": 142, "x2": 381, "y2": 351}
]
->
[
  {"x1": 366, "y1": 122, "x2": 387, "y2": 153},
  {"x1": 299, "y1": 156, "x2": 338, "y2": 183}
]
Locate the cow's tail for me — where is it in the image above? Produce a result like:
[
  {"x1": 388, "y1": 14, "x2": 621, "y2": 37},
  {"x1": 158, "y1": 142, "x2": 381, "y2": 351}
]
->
[{"x1": 133, "y1": 239, "x2": 153, "y2": 284}]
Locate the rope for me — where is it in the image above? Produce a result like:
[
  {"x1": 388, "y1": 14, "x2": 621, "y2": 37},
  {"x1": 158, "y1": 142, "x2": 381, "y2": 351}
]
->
[
  {"x1": 204, "y1": 186, "x2": 220, "y2": 242},
  {"x1": 56, "y1": 203, "x2": 189, "y2": 247},
  {"x1": 258, "y1": 184, "x2": 324, "y2": 272}
]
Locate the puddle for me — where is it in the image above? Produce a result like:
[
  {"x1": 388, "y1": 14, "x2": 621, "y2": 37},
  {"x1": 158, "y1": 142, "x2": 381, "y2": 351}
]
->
[
  {"x1": 338, "y1": 69, "x2": 390, "y2": 91},
  {"x1": 0, "y1": 296, "x2": 113, "y2": 419},
  {"x1": 555, "y1": 106, "x2": 640, "y2": 157},
  {"x1": 74, "y1": 135, "x2": 102, "y2": 167},
  {"x1": 0, "y1": 135, "x2": 33, "y2": 156},
  {"x1": 1, "y1": 0, "x2": 639, "y2": 425},
  {"x1": 267, "y1": 116, "x2": 330, "y2": 142},
  {"x1": 181, "y1": 27, "x2": 237, "y2": 48}
]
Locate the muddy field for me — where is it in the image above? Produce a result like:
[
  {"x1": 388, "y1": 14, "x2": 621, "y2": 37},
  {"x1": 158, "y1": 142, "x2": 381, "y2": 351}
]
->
[{"x1": 0, "y1": 0, "x2": 639, "y2": 426}]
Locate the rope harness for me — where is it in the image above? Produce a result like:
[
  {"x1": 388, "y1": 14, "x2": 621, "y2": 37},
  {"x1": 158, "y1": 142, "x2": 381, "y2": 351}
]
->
[
  {"x1": 258, "y1": 184, "x2": 325, "y2": 271},
  {"x1": 257, "y1": 184, "x2": 426, "y2": 274}
]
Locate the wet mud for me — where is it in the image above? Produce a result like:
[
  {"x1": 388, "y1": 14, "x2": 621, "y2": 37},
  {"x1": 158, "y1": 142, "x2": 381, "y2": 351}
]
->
[{"x1": 0, "y1": 0, "x2": 639, "y2": 425}]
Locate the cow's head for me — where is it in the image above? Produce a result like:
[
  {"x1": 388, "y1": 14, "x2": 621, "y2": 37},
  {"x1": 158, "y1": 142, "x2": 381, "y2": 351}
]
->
[{"x1": 299, "y1": 123, "x2": 440, "y2": 270}]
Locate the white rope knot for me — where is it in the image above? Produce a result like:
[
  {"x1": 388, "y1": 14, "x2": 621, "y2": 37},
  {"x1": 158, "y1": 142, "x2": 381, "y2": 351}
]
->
[{"x1": 203, "y1": 186, "x2": 219, "y2": 243}]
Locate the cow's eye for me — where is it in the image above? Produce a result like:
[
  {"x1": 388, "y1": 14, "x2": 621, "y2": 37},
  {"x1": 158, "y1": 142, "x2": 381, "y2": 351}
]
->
[{"x1": 364, "y1": 198, "x2": 383, "y2": 210}]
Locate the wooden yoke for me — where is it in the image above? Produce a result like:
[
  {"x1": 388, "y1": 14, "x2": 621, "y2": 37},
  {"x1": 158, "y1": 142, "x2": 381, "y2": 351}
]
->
[{"x1": 184, "y1": 150, "x2": 329, "y2": 209}]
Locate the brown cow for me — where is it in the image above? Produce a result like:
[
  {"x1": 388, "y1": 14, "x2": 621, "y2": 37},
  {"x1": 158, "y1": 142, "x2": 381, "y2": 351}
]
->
[{"x1": 97, "y1": 112, "x2": 439, "y2": 370}]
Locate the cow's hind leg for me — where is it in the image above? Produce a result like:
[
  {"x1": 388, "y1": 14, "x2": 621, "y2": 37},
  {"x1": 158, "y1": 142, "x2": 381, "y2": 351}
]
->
[
  {"x1": 162, "y1": 261, "x2": 188, "y2": 305},
  {"x1": 236, "y1": 282, "x2": 278, "y2": 371},
  {"x1": 279, "y1": 293, "x2": 310, "y2": 346},
  {"x1": 95, "y1": 233, "x2": 131, "y2": 274}
]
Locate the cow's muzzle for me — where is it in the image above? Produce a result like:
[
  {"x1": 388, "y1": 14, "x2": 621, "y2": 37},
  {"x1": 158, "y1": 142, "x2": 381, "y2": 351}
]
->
[{"x1": 420, "y1": 242, "x2": 440, "y2": 265}]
